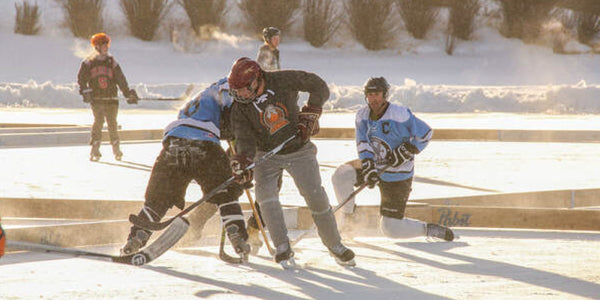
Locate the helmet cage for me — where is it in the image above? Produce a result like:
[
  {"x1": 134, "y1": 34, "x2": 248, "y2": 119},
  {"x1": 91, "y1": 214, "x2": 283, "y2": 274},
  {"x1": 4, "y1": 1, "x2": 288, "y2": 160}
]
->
[{"x1": 229, "y1": 82, "x2": 259, "y2": 104}]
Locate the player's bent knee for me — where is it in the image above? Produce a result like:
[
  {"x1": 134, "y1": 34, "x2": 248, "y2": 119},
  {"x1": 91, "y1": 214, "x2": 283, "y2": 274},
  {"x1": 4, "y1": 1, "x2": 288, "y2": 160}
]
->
[
  {"x1": 332, "y1": 163, "x2": 356, "y2": 186},
  {"x1": 380, "y1": 216, "x2": 426, "y2": 239}
]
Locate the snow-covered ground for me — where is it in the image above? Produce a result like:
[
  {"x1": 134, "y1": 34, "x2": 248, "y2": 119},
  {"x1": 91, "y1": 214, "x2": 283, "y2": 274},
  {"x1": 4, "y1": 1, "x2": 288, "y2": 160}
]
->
[{"x1": 1, "y1": 1, "x2": 600, "y2": 113}]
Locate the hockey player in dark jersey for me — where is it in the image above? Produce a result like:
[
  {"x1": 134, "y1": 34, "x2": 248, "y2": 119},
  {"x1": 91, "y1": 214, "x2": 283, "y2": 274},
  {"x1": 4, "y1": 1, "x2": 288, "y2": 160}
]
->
[
  {"x1": 256, "y1": 27, "x2": 280, "y2": 71},
  {"x1": 77, "y1": 33, "x2": 139, "y2": 161},
  {"x1": 331, "y1": 77, "x2": 454, "y2": 241},
  {"x1": 120, "y1": 78, "x2": 250, "y2": 260},
  {"x1": 227, "y1": 57, "x2": 355, "y2": 268}
]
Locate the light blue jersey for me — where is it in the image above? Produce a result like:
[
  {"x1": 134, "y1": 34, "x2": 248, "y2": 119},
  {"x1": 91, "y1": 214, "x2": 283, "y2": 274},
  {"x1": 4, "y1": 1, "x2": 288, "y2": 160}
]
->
[
  {"x1": 355, "y1": 103, "x2": 432, "y2": 182},
  {"x1": 163, "y1": 78, "x2": 232, "y2": 144}
]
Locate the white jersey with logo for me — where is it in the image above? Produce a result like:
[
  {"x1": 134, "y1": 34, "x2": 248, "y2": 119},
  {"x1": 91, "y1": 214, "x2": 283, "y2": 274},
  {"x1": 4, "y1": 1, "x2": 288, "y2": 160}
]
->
[{"x1": 355, "y1": 103, "x2": 432, "y2": 182}]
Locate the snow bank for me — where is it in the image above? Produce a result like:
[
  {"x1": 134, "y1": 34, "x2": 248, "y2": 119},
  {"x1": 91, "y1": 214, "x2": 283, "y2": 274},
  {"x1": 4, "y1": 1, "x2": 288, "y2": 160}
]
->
[{"x1": 3, "y1": 80, "x2": 599, "y2": 114}]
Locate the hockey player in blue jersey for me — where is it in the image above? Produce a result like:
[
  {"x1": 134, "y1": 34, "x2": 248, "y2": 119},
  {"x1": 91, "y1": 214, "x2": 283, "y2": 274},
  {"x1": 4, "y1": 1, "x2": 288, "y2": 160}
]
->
[
  {"x1": 331, "y1": 77, "x2": 454, "y2": 241},
  {"x1": 120, "y1": 78, "x2": 251, "y2": 259}
]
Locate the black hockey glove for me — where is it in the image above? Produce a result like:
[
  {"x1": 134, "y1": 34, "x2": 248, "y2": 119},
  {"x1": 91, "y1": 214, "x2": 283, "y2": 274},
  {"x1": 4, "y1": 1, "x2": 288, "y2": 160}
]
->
[
  {"x1": 357, "y1": 159, "x2": 379, "y2": 189},
  {"x1": 0, "y1": 219, "x2": 5, "y2": 257},
  {"x1": 230, "y1": 154, "x2": 253, "y2": 185},
  {"x1": 82, "y1": 89, "x2": 93, "y2": 103},
  {"x1": 387, "y1": 142, "x2": 419, "y2": 167},
  {"x1": 127, "y1": 90, "x2": 139, "y2": 104},
  {"x1": 297, "y1": 104, "x2": 322, "y2": 143}
]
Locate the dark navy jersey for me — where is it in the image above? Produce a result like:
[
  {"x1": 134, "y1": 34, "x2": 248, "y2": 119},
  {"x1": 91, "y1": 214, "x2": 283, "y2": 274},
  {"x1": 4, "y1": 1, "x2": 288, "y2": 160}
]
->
[
  {"x1": 231, "y1": 70, "x2": 329, "y2": 157},
  {"x1": 77, "y1": 54, "x2": 130, "y2": 99}
]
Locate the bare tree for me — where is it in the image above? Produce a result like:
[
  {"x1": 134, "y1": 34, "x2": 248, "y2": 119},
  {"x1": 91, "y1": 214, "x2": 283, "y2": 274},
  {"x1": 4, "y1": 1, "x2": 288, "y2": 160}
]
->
[
  {"x1": 346, "y1": 0, "x2": 396, "y2": 50},
  {"x1": 177, "y1": 0, "x2": 227, "y2": 37},
  {"x1": 238, "y1": 0, "x2": 300, "y2": 35},
  {"x1": 15, "y1": 1, "x2": 41, "y2": 35},
  {"x1": 396, "y1": 0, "x2": 438, "y2": 39},
  {"x1": 448, "y1": 0, "x2": 480, "y2": 40},
  {"x1": 303, "y1": 0, "x2": 341, "y2": 47},
  {"x1": 498, "y1": 0, "x2": 556, "y2": 42},
  {"x1": 120, "y1": 0, "x2": 173, "y2": 41},
  {"x1": 56, "y1": 0, "x2": 104, "y2": 38}
]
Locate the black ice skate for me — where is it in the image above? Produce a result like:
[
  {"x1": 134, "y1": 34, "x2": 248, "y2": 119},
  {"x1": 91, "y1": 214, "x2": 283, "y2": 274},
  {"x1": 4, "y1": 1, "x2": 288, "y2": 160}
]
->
[
  {"x1": 226, "y1": 224, "x2": 251, "y2": 262},
  {"x1": 275, "y1": 242, "x2": 296, "y2": 270},
  {"x1": 112, "y1": 140, "x2": 123, "y2": 161},
  {"x1": 246, "y1": 225, "x2": 263, "y2": 255},
  {"x1": 328, "y1": 244, "x2": 356, "y2": 267},
  {"x1": 90, "y1": 141, "x2": 102, "y2": 161},
  {"x1": 426, "y1": 223, "x2": 455, "y2": 241},
  {"x1": 120, "y1": 229, "x2": 150, "y2": 255}
]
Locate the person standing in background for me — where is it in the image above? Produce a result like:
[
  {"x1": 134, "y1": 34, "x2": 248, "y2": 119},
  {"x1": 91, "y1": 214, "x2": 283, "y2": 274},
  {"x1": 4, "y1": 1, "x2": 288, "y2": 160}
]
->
[
  {"x1": 256, "y1": 27, "x2": 281, "y2": 71},
  {"x1": 77, "y1": 32, "x2": 139, "y2": 161}
]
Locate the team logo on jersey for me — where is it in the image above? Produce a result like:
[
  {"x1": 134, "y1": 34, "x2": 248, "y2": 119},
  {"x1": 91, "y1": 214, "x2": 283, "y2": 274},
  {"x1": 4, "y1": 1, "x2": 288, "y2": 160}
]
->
[
  {"x1": 369, "y1": 136, "x2": 392, "y2": 165},
  {"x1": 260, "y1": 103, "x2": 289, "y2": 134}
]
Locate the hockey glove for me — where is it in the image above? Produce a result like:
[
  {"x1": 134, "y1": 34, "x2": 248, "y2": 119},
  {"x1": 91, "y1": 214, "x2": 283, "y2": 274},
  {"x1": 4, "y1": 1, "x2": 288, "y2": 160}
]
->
[
  {"x1": 82, "y1": 89, "x2": 93, "y2": 103},
  {"x1": 230, "y1": 154, "x2": 253, "y2": 185},
  {"x1": 297, "y1": 104, "x2": 322, "y2": 143},
  {"x1": 127, "y1": 90, "x2": 139, "y2": 104},
  {"x1": 0, "y1": 220, "x2": 5, "y2": 258},
  {"x1": 387, "y1": 142, "x2": 419, "y2": 167},
  {"x1": 357, "y1": 159, "x2": 379, "y2": 189}
]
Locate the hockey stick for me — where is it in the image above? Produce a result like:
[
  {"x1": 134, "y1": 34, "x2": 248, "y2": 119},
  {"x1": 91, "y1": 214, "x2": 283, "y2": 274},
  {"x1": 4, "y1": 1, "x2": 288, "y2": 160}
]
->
[
  {"x1": 290, "y1": 165, "x2": 391, "y2": 247},
  {"x1": 94, "y1": 84, "x2": 195, "y2": 102},
  {"x1": 227, "y1": 141, "x2": 275, "y2": 256},
  {"x1": 7, "y1": 217, "x2": 189, "y2": 266},
  {"x1": 130, "y1": 135, "x2": 297, "y2": 231}
]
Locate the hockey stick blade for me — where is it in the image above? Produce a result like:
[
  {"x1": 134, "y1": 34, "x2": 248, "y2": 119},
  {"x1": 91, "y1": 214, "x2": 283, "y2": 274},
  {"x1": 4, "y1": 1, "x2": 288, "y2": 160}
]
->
[
  {"x1": 130, "y1": 135, "x2": 297, "y2": 231},
  {"x1": 7, "y1": 217, "x2": 189, "y2": 266}
]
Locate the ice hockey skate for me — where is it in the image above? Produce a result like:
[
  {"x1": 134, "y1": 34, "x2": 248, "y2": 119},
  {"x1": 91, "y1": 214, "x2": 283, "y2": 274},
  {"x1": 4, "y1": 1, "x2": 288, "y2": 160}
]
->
[
  {"x1": 329, "y1": 244, "x2": 356, "y2": 267},
  {"x1": 89, "y1": 141, "x2": 102, "y2": 161},
  {"x1": 426, "y1": 223, "x2": 455, "y2": 241},
  {"x1": 120, "y1": 229, "x2": 150, "y2": 255},
  {"x1": 275, "y1": 243, "x2": 296, "y2": 270},
  {"x1": 226, "y1": 224, "x2": 251, "y2": 262},
  {"x1": 112, "y1": 140, "x2": 123, "y2": 161}
]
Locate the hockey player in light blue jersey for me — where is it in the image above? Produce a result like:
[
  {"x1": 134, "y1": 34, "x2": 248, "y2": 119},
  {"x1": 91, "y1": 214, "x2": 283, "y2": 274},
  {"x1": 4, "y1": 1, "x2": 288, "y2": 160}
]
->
[
  {"x1": 121, "y1": 78, "x2": 251, "y2": 260},
  {"x1": 331, "y1": 77, "x2": 454, "y2": 241}
]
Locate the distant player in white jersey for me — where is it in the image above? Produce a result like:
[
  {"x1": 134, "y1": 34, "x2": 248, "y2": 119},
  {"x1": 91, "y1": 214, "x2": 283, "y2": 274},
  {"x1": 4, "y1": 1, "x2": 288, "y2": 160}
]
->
[{"x1": 331, "y1": 77, "x2": 454, "y2": 241}]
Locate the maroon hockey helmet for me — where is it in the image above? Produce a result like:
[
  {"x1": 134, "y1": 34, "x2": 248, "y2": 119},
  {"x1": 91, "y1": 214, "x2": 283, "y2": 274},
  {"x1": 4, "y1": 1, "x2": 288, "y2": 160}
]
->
[{"x1": 228, "y1": 57, "x2": 263, "y2": 103}]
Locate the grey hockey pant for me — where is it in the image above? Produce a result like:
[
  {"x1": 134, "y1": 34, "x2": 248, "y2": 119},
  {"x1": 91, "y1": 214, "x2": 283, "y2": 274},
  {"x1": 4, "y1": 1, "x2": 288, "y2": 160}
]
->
[{"x1": 254, "y1": 142, "x2": 342, "y2": 251}]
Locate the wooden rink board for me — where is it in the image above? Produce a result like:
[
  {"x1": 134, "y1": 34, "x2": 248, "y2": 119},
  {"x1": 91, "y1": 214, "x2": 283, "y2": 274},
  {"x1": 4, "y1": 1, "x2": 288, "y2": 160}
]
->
[
  {"x1": 3, "y1": 189, "x2": 600, "y2": 248},
  {"x1": 4, "y1": 127, "x2": 600, "y2": 148}
]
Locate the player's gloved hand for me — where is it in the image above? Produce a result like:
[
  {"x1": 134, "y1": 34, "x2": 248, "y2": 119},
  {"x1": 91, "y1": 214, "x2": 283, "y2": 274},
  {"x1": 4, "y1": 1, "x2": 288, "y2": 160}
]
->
[
  {"x1": 230, "y1": 154, "x2": 253, "y2": 184},
  {"x1": 357, "y1": 159, "x2": 379, "y2": 189},
  {"x1": 82, "y1": 89, "x2": 93, "y2": 103},
  {"x1": 0, "y1": 219, "x2": 6, "y2": 258},
  {"x1": 297, "y1": 104, "x2": 322, "y2": 143},
  {"x1": 387, "y1": 142, "x2": 419, "y2": 167},
  {"x1": 127, "y1": 90, "x2": 139, "y2": 104}
]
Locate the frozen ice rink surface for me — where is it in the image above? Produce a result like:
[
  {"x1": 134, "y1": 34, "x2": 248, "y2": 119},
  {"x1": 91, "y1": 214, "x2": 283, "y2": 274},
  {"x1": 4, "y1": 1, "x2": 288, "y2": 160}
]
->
[
  {"x1": 2, "y1": 230, "x2": 600, "y2": 300},
  {"x1": 1, "y1": 109, "x2": 600, "y2": 299}
]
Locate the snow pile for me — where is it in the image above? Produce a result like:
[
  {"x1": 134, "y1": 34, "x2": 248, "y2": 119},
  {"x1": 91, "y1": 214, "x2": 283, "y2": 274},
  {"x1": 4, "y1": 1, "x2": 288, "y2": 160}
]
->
[{"x1": 3, "y1": 80, "x2": 600, "y2": 113}]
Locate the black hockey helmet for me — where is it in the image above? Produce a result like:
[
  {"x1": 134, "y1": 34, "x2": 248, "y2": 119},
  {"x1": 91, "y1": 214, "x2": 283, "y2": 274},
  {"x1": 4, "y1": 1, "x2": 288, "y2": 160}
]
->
[
  {"x1": 363, "y1": 77, "x2": 390, "y2": 100},
  {"x1": 262, "y1": 27, "x2": 281, "y2": 42}
]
